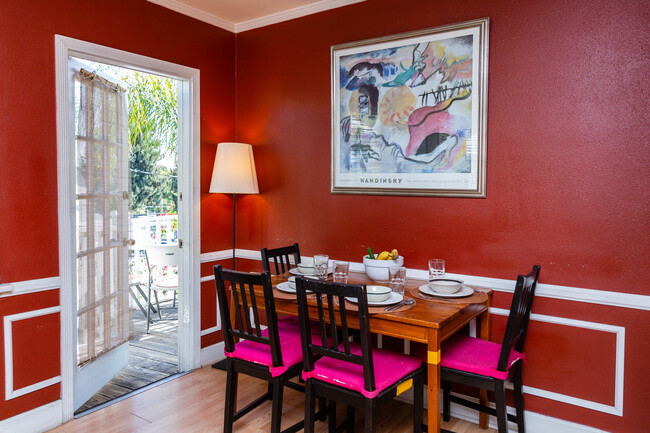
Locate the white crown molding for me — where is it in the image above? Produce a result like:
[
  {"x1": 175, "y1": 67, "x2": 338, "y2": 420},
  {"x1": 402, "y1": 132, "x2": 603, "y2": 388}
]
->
[
  {"x1": 147, "y1": 0, "x2": 236, "y2": 32},
  {"x1": 235, "y1": 0, "x2": 366, "y2": 33},
  {"x1": 147, "y1": 0, "x2": 365, "y2": 33}
]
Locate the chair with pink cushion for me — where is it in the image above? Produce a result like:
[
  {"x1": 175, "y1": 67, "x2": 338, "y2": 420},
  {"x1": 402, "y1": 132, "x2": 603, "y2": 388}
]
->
[
  {"x1": 440, "y1": 265, "x2": 540, "y2": 433},
  {"x1": 295, "y1": 276, "x2": 425, "y2": 433},
  {"x1": 214, "y1": 265, "x2": 325, "y2": 433}
]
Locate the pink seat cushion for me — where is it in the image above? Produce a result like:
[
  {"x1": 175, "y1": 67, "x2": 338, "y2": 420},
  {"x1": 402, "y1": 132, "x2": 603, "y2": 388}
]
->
[
  {"x1": 302, "y1": 343, "x2": 422, "y2": 398},
  {"x1": 440, "y1": 334, "x2": 524, "y2": 380},
  {"x1": 224, "y1": 316, "x2": 323, "y2": 377}
]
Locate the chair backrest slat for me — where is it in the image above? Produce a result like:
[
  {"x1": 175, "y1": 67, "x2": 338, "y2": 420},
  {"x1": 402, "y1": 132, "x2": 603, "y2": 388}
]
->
[
  {"x1": 497, "y1": 265, "x2": 540, "y2": 372},
  {"x1": 261, "y1": 243, "x2": 301, "y2": 275},
  {"x1": 296, "y1": 277, "x2": 376, "y2": 392},
  {"x1": 213, "y1": 265, "x2": 284, "y2": 368}
]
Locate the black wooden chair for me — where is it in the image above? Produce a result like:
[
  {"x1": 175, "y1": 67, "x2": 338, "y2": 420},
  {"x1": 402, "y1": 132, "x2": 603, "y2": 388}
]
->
[
  {"x1": 440, "y1": 265, "x2": 541, "y2": 433},
  {"x1": 261, "y1": 243, "x2": 301, "y2": 275},
  {"x1": 214, "y1": 265, "x2": 307, "y2": 433},
  {"x1": 295, "y1": 276, "x2": 425, "y2": 433}
]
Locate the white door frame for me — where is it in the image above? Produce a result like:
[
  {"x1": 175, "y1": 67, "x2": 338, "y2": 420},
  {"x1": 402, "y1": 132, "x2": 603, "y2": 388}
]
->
[{"x1": 55, "y1": 35, "x2": 201, "y2": 422}]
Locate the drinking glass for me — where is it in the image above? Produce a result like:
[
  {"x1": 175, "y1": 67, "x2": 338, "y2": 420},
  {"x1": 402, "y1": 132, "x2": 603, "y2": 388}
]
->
[
  {"x1": 389, "y1": 266, "x2": 406, "y2": 296},
  {"x1": 428, "y1": 259, "x2": 445, "y2": 279},
  {"x1": 313, "y1": 254, "x2": 329, "y2": 281},
  {"x1": 333, "y1": 261, "x2": 349, "y2": 283}
]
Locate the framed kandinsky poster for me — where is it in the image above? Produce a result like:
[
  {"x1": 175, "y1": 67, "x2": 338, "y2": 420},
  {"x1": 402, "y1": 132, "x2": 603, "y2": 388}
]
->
[{"x1": 331, "y1": 18, "x2": 489, "y2": 197}]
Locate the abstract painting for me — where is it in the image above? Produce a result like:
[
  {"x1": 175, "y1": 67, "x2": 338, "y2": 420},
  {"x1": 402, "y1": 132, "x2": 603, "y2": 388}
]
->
[{"x1": 331, "y1": 18, "x2": 489, "y2": 196}]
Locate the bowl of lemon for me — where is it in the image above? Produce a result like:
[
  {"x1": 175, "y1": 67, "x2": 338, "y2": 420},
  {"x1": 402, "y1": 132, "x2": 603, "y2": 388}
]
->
[{"x1": 363, "y1": 248, "x2": 404, "y2": 282}]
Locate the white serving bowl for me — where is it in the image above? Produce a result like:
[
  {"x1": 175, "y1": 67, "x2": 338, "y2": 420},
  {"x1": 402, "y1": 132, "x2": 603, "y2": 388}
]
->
[
  {"x1": 288, "y1": 276, "x2": 296, "y2": 290},
  {"x1": 363, "y1": 255, "x2": 405, "y2": 281},
  {"x1": 428, "y1": 278, "x2": 463, "y2": 294},
  {"x1": 297, "y1": 261, "x2": 315, "y2": 275},
  {"x1": 366, "y1": 285, "x2": 391, "y2": 303}
]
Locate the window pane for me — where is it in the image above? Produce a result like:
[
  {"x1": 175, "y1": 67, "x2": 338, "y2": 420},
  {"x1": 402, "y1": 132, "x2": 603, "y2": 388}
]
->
[
  {"x1": 75, "y1": 140, "x2": 88, "y2": 194},
  {"x1": 77, "y1": 255, "x2": 88, "y2": 311},
  {"x1": 76, "y1": 199, "x2": 88, "y2": 252}
]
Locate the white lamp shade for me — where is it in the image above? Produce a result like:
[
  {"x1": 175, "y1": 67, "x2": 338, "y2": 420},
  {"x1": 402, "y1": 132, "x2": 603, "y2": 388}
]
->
[{"x1": 209, "y1": 142, "x2": 259, "y2": 194}]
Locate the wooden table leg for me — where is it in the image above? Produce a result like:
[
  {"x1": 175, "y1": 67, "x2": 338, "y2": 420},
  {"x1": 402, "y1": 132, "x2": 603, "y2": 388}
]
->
[
  {"x1": 478, "y1": 294, "x2": 492, "y2": 429},
  {"x1": 427, "y1": 329, "x2": 441, "y2": 433}
]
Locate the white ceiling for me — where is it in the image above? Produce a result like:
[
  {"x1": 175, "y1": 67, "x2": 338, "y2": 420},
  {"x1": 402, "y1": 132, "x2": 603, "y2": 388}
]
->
[{"x1": 148, "y1": 0, "x2": 365, "y2": 33}]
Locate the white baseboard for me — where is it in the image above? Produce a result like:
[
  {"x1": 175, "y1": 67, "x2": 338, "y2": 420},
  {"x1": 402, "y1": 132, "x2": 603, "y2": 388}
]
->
[
  {"x1": 396, "y1": 391, "x2": 607, "y2": 433},
  {"x1": 0, "y1": 400, "x2": 62, "y2": 433},
  {"x1": 200, "y1": 342, "x2": 225, "y2": 367},
  {"x1": 450, "y1": 399, "x2": 608, "y2": 433}
]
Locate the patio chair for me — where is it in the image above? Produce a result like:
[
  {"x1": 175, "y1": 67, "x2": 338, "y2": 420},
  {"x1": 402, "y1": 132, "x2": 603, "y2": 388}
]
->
[
  {"x1": 440, "y1": 265, "x2": 540, "y2": 433},
  {"x1": 144, "y1": 245, "x2": 180, "y2": 333}
]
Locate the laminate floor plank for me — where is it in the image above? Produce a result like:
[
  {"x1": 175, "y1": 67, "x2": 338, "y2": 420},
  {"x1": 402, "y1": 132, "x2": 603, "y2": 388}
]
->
[{"x1": 56, "y1": 367, "x2": 497, "y2": 433}]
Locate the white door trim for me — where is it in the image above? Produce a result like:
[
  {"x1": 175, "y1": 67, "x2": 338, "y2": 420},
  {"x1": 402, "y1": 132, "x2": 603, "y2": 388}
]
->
[{"x1": 55, "y1": 35, "x2": 201, "y2": 422}]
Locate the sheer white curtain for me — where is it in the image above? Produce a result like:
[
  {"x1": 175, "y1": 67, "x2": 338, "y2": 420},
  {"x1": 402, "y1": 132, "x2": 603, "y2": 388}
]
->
[{"x1": 74, "y1": 68, "x2": 132, "y2": 366}]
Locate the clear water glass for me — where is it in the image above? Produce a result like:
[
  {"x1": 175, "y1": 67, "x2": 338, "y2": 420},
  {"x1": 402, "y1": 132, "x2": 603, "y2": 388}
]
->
[
  {"x1": 389, "y1": 266, "x2": 406, "y2": 295},
  {"x1": 428, "y1": 259, "x2": 445, "y2": 279},
  {"x1": 333, "y1": 261, "x2": 349, "y2": 283},
  {"x1": 313, "y1": 254, "x2": 329, "y2": 281}
]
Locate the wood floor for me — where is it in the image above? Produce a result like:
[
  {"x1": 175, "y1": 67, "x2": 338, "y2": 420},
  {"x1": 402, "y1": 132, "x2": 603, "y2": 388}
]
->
[
  {"x1": 51, "y1": 366, "x2": 496, "y2": 433},
  {"x1": 75, "y1": 294, "x2": 179, "y2": 414}
]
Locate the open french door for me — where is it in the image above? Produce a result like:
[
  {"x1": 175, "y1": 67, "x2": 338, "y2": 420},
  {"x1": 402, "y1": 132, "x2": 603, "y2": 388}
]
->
[{"x1": 66, "y1": 58, "x2": 133, "y2": 410}]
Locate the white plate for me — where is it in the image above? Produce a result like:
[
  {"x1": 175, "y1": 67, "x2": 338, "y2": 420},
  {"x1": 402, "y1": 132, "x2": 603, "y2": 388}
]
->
[
  {"x1": 276, "y1": 282, "x2": 297, "y2": 293},
  {"x1": 276, "y1": 282, "x2": 313, "y2": 293},
  {"x1": 419, "y1": 284, "x2": 474, "y2": 298},
  {"x1": 289, "y1": 267, "x2": 333, "y2": 276},
  {"x1": 346, "y1": 292, "x2": 403, "y2": 306}
]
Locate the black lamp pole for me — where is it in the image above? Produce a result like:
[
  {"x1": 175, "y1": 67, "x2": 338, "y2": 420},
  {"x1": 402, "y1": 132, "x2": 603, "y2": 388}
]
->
[{"x1": 232, "y1": 193, "x2": 236, "y2": 270}]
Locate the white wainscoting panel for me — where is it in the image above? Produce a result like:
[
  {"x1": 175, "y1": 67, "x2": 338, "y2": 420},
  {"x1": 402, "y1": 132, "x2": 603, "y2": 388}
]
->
[{"x1": 4, "y1": 306, "x2": 62, "y2": 400}]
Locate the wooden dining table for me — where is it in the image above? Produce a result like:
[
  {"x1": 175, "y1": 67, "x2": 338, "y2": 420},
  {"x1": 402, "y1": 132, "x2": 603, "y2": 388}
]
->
[{"x1": 253, "y1": 270, "x2": 493, "y2": 433}]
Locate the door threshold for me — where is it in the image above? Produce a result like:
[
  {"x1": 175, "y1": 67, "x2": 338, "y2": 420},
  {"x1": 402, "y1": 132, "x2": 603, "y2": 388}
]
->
[{"x1": 73, "y1": 370, "x2": 191, "y2": 418}]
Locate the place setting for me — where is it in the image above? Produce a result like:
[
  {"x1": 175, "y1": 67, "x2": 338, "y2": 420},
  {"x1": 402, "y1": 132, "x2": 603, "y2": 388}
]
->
[
  {"x1": 408, "y1": 259, "x2": 487, "y2": 304},
  {"x1": 275, "y1": 254, "x2": 332, "y2": 299},
  {"x1": 337, "y1": 264, "x2": 416, "y2": 313},
  {"x1": 288, "y1": 254, "x2": 333, "y2": 277}
]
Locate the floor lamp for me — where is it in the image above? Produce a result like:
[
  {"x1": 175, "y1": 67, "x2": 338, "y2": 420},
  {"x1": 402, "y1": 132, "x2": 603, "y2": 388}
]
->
[
  {"x1": 209, "y1": 142, "x2": 259, "y2": 370},
  {"x1": 209, "y1": 142, "x2": 259, "y2": 270}
]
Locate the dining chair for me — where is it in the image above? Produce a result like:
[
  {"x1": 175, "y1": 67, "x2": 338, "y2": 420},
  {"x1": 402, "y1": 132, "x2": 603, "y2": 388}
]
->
[
  {"x1": 440, "y1": 265, "x2": 541, "y2": 433},
  {"x1": 144, "y1": 245, "x2": 180, "y2": 333},
  {"x1": 261, "y1": 243, "x2": 301, "y2": 275},
  {"x1": 295, "y1": 276, "x2": 425, "y2": 433},
  {"x1": 214, "y1": 265, "x2": 326, "y2": 433}
]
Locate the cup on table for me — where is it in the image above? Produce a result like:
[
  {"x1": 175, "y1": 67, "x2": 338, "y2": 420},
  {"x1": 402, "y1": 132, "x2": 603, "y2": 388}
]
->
[
  {"x1": 428, "y1": 259, "x2": 445, "y2": 279},
  {"x1": 333, "y1": 261, "x2": 349, "y2": 284},
  {"x1": 389, "y1": 266, "x2": 406, "y2": 296},
  {"x1": 313, "y1": 254, "x2": 329, "y2": 281}
]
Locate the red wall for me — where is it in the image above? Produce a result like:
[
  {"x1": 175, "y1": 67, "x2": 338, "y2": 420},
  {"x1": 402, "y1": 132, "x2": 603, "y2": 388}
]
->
[
  {"x1": 235, "y1": 0, "x2": 649, "y2": 292},
  {"x1": 233, "y1": 0, "x2": 649, "y2": 431},
  {"x1": 0, "y1": 0, "x2": 235, "y2": 421}
]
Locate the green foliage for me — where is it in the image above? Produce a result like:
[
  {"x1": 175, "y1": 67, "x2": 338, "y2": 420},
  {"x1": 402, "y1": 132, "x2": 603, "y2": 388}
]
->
[{"x1": 125, "y1": 72, "x2": 178, "y2": 214}]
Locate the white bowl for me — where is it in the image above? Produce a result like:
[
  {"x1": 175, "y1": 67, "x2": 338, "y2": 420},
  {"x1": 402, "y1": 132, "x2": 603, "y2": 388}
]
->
[
  {"x1": 288, "y1": 276, "x2": 296, "y2": 290},
  {"x1": 428, "y1": 278, "x2": 463, "y2": 294},
  {"x1": 297, "y1": 262, "x2": 315, "y2": 275},
  {"x1": 366, "y1": 285, "x2": 391, "y2": 302},
  {"x1": 363, "y1": 255, "x2": 405, "y2": 281}
]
